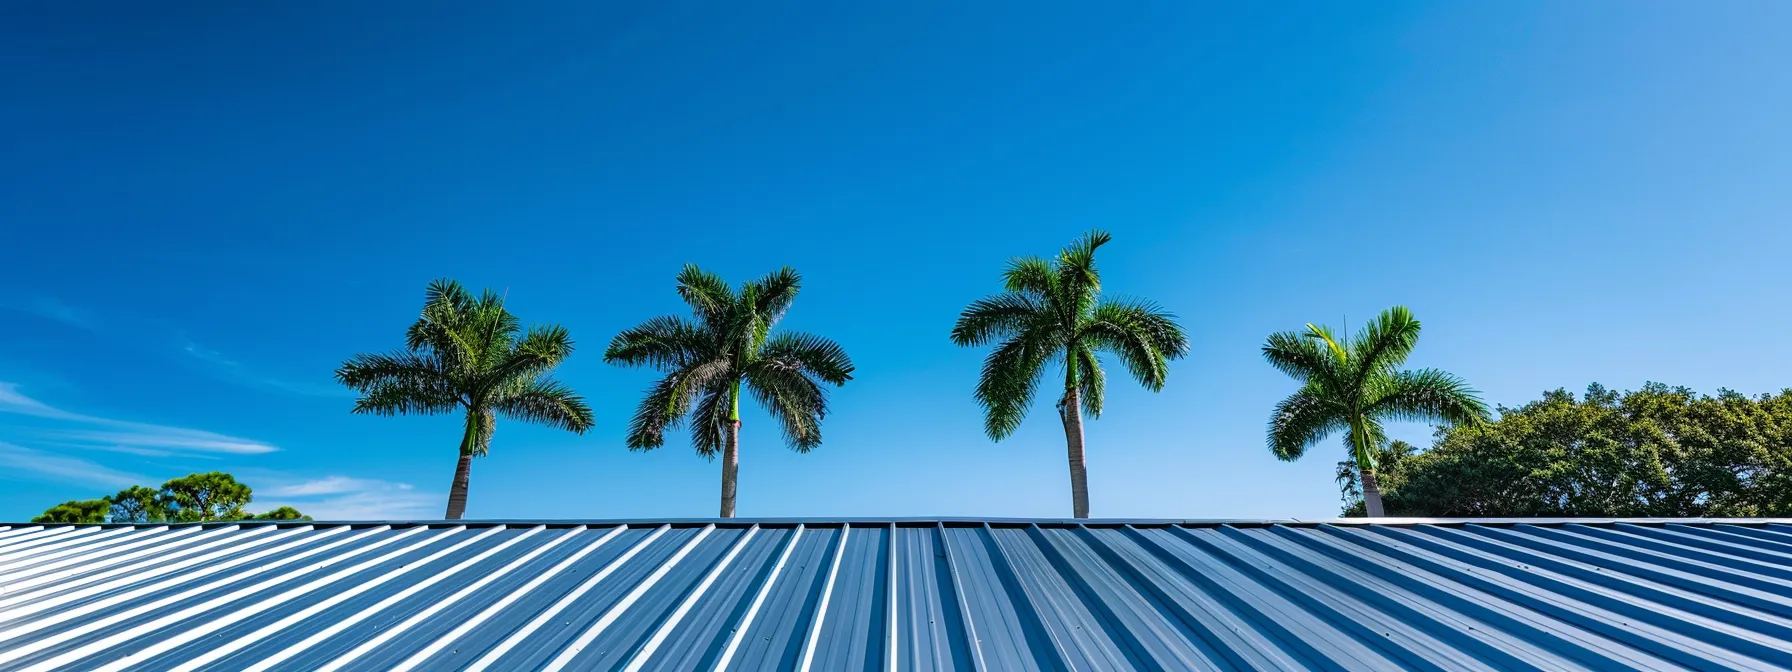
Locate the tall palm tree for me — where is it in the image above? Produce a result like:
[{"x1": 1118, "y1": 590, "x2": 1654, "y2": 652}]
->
[
  {"x1": 605, "y1": 265, "x2": 853, "y2": 518},
  {"x1": 951, "y1": 231, "x2": 1188, "y2": 519},
  {"x1": 1263, "y1": 306, "x2": 1488, "y2": 517},
  {"x1": 335, "y1": 279, "x2": 594, "y2": 520}
]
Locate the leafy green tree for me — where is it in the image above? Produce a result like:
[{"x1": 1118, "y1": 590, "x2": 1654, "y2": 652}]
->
[
  {"x1": 606, "y1": 265, "x2": 854, "y2": 518},
  {"x1": 336, "y1": 279, "x2": 596, "y2": 519},
  {"x1": 32, "y1": 499, "x2": 108, "y2": 523},
  {"x1": 1360, "y1": 384, "x2": 1792, "y2": 517},
  {"x1": 1263, "y1": 306, "x2": 1489, "y2": 517},
  {"x1": 951, "y1": 231, "x2": 1189, "y2": 519},
  {"x1": 251, "y1": 506, "x2": 312, "y2": 521},
  {"x1": 1336, "y1": 439, "x2": 1418, "y2": 506},
  {"x1": 159, "y1": 472, "x2": 253, "y2": 522},
  {"x1": 29, "y1": 473, "x2": 305, "y2": 523},
  {"x1": 107, "y1": 485, "x2": 167, "y2": 523}
]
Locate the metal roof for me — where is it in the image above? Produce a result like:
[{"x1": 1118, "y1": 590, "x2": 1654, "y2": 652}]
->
[{"x1": 1, "y1": 519, "x2": 1791, "y2": 671}]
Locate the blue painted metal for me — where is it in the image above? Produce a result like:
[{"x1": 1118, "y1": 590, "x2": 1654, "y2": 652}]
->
[{"x1": 0, "y1": 519, "x2": 1788, "y2": 670}]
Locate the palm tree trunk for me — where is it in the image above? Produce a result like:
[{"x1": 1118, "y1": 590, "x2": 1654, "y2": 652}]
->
[
  {"x1": 1060, "y1": 388, "x2": 1090, "y2": 519},
  {"x1": 445, "y1": 454, "x2": 473, "y2": 520},
  {"x1": 445, "y1": 412, "x2": 478, "y2": 520},
  {"x1": 1360, "y1": 468, "x2": 1385, "y2": 517},
  {"x1": 720, "y1": 420, "x2": 740, "y2": 518}
]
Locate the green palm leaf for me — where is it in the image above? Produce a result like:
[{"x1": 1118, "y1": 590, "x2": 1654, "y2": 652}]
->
[
  {"x1": 336, "y1": 279, "x2": 592, "y2": 519},
  {"x1": 607, "y1": 265, "x2": 853, "y2": 516},
  {"x1": 953, "y1": 231, "x2": 1185, "y2": 518},
  {"x1": 1262, "y1": 306, "x2": 1488, "y2": 516}
]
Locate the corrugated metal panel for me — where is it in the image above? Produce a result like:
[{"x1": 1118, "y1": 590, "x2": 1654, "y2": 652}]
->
[{"x1": 0, "y1": 519, "x2": 1790, "y2": 671}]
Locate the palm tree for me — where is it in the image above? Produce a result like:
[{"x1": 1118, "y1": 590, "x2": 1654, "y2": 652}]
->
[
  {"x1": 335, "y1": 279, "x2": 594, "y2": 520},
  {"x1": 605, "y1": 265, "x2": 853, "y2": 518},
  {"x1": 1263, "y1": 306, "x2": 1488, "y2": 517},
  {"x1": 951, "y1": 231, "x2": 1189, "y2": 519}
]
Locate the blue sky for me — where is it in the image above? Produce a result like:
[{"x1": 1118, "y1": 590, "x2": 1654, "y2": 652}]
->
[{"x1": 2, "y1": 2, "x2": 1788, "y2": 521}]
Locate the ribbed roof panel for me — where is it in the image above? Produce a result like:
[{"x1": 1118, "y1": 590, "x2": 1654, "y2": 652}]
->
[{"x1": 0, "y1": 519, "x2": 1788, "y2": 671}]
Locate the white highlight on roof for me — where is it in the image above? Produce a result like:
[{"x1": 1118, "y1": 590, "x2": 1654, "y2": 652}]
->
[
  {"x1": 386, "y1": 524, "x2": 629, "y2": 672},
  {"x1": 9, "y1": 525, "x2": 420, "y2": 672},
  {"x1": 713, "y1": 523, "x2": 805, "y2": 671},
  {"x1": 0, "y1": 525, "x2": 97, "y2": 561},
  {"x1": 463, "y1": 524, "x2": 672, "y2": 672},
  {"x1": 0, "y1": 524, "x2": 227, "y2": 597},
  {"x1": 318, "y1": 524, "x2": 591, "y2": 672},
  {"x1": 543, "y1": 524, "x2": 717, "y2": 670},
  {"x1": 888, "y1": 522, "x2": 900, "y2": 672},
  {"x1": 623, "y1": 525, "x2": 760, "y2": 671},
  {"x1": 233, "y1": 525, "x2": 541, "y2": 672},
  {"x1": 101, "y1": 524, "x2": 477, "y2": 672},
  {"x1": 0, "y1": 525, "x2": 325, "y2": 631},
  {"x1": 0, "y1": 525, "x2": 141, "y2": 569},
  {"x1": 798, "y1": 523, "x2": 852, "y2": 672}
]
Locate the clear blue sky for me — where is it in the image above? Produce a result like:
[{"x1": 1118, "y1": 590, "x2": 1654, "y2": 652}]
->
[{"x1": 2, "y1": 2, "x2": 1788, "y2": 521}]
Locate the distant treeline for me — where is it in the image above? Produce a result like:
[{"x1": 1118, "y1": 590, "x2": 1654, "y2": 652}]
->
[
  {"x1": 1339, "y1": 384, "x2": 1792, "y2": 517},
  {"x1": 32, "y1": 472, "x2": 307, "y2": 523}
]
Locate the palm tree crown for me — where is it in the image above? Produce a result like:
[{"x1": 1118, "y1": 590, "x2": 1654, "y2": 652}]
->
[
  {"x1": 335, "y1": 279, "x2": 594, "y2": 519},
  {"x1": 605, "y1": 265, "x2": 853, "y2": 517},
  {"x1": 951, "y1": 230, "x2": 1188, "y2": 518},
  {"x1": 1263, "y1": 305, "x2": 1488, "y2": 516}
]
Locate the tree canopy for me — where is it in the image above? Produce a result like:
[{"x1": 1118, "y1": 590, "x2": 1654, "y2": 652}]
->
[
  {"x1": 335, "y1": 278, "x2": 594, "y2": 520},
  {"x1": 605, "y1": 265, "x2": 853, "y2": 517},
  {"x1": 1343, "y1": 383, "x2": 1792, "y2": 517},
  {"x1": 30, "y1": 472, "x2": 309, "y2": 524},
  {"x1": 951, "y1": 231, "x2": 1188, "y2": 519},
  {"x1": 1264, "y1": 306, "x2": 1488, "y2": 516}
]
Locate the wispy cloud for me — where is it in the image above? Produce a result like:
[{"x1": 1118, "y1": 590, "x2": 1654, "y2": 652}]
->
[
  {"x1": 0, "y1": 382, "x2": 278, "y2": 455},
  {"x1": 0, "y1": 294, "x2": 96, "y2": 331},
  {"x1": 47, "y1": 429, "x2": 276, "y2": 455},
  {"x1": 0, "y1": 441, "x2": 148, "y2": 489},
  {"x1": 0, "y1": 383, "x2": 84, "y2": 421},
  {"x1": 180, "y1": 340, "x2": 351, "y2": 398},
  {"x1": 182, "y1": 342, "x2": 238, "y2": 367},
  {"x1": 258, "y1": 476, "x2": 438, "y2": 520}
]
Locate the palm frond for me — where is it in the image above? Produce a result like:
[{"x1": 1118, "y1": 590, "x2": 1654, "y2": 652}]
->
[
  {"x1": 1366, "y1": 368, "x2": 1491, "y2": 426},
  {"x1": 1268, "y1": 386, "x2": 1347, "y2": 461},
  {"x1": 975, "y1": 334, "x2": 1052, "y2": 440},
  {"x1": 347, "y1": 379, "x2": 461, "y2": 417},
  {"x1": 623, "y1": 378, "x2": 683, "y2": 451},
  {"x1": 1055, "y1": 230, "x2": 1110, "y2": 316},
  {"x1": 676, "y1": 264, "x2": 735, "y2": 328},
  {"x1": 746, "y1": 366, "x2": 827, "y2": 451},
  {"x1": 604, "y1": 315, "x2": 709, "y2": 369},
  {"x1": 951, "y1": 293, "x2": 1047, "y2": 347},
  {"x1": 749, "y1": 267, "x2": 802, "y2": 326},
  {"x1": 404, "y1": 279, "x2": 472, "y2": 350},
  {"x1": 1084, "y1": 299, "x2": 1186, "y2": 390},
  {"x1": 624, "y1": 361, "x2": 730, "y2": 450},
  {"x1": 483, "y1": 324, "x2": 576, "y2": 389},
  {"x1": 755, "y1": 332, "x2": 854, "y2": 385},
  {"x1": 406, "y1": 285, "x2": 482, "y2": 367},
  {"x1": 335, "y1": 351, "x2": 451, "y2": 391},
  {"x1": 468, "y1": 290, "x2": 523, "y2": 370},
  {"x1": 1345, "y1": 418, "x2": 1390, "y2": 469},
  {"x1": 1262, "y1": 331, "x2": 1338, "y2": 383},
  {"x1": 465, "y1": 407, "x2": 497, "y2": 456},
  {"x1": 1304, "y1": 323, "x2": 1349, "y2": 363},
  {"x1": 1074, "y1": 346, "x2": 1104, "y2": 418},
  {"x1": 495, "y1": 377, "x2": 594, "y2": 433},
  {"x1": 688, "y1": 386, "x2": 732, "y2": 458},
  {"x1": 1349, "y1": 306, "x2": 1421, "y2": 383},
  {"x1": 1002, "y1": 256, "x2": 1059, "y2": 299}
]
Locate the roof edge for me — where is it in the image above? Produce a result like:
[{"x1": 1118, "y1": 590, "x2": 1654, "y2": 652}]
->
[{"x1": 7, "y1": 516, "x2": 1792, "y2": 529}]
